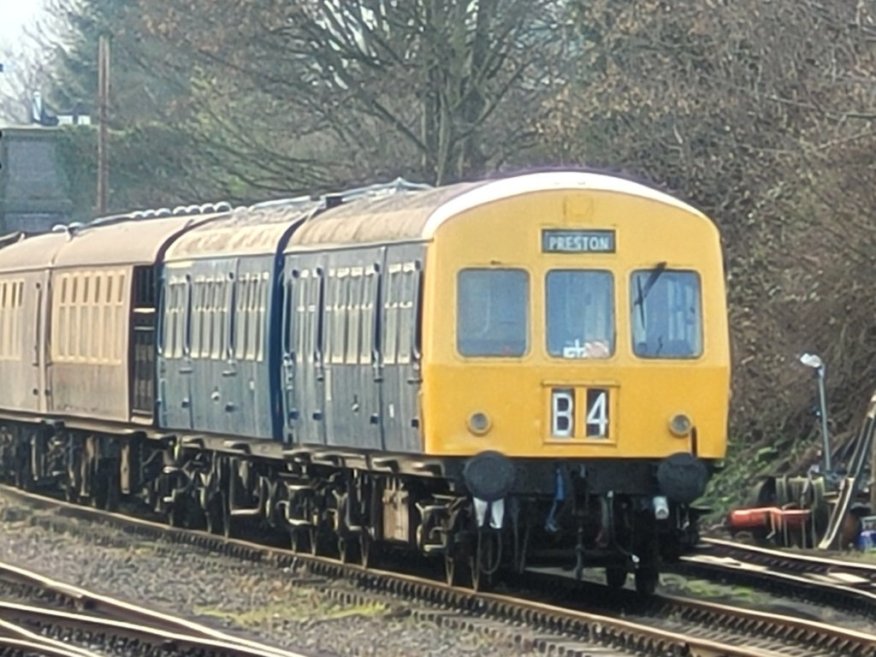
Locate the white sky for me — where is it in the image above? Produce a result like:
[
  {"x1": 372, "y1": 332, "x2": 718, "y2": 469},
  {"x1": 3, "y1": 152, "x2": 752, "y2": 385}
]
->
[{"x1": 0, "y1": 0, "x2": 46, "y2": 49}]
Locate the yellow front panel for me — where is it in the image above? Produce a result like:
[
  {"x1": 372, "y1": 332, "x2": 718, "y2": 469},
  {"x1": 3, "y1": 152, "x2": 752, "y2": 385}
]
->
[{"x1": 420, "y1": 189, "x2": 729, "y2": 459}]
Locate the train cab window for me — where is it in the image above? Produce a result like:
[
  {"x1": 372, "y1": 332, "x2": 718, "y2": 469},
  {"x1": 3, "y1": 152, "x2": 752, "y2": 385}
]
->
[
  {"x1": 457, "y1": 269, "x2": 528, "y2": 357},
  {"x1": 631, "y1": 269, "x2": 702, "y2": 358},
  {"x1": 546, "y1": 270, "x2": 614, "y2": 358}
]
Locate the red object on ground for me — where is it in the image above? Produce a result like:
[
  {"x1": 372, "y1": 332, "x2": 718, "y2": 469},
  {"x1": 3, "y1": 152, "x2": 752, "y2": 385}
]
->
[{"x1": 726, "y1": 506, "x2": 812, "y2": 532}]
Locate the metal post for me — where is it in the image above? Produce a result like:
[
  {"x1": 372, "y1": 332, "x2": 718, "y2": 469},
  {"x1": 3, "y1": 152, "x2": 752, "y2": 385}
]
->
[
  {"x1": 800, "y1": 353, "x2": 832, "y2": 476},
  {"x1": 97, "y1": 34, "x2": 110, "y2": 215},
  {"x1": 815, "y1": 366, "x2": 831, "y2": 474}
]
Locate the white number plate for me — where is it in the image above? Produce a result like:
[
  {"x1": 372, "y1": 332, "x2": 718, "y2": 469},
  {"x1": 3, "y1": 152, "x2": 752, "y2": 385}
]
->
[{"x1": 551, "y1": 388, "x2": 610, "y2": 439}]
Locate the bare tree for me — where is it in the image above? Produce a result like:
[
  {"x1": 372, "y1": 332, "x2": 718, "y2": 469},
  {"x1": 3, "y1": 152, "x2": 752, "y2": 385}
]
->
[
  {"x1": 0, "y1": 24, "x2": 60, "y2": 124},
  {"x1": 549, "y1": 0, "x2": 876, "y2": 474},
  {"x1": 136, "y1": 0, "x2": 566, "y2": 186}
]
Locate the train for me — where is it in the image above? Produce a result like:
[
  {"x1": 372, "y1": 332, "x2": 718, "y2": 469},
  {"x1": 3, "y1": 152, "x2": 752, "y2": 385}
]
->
[{"x1": 0, "y1": 170, "x2": 730, "y2": 593}]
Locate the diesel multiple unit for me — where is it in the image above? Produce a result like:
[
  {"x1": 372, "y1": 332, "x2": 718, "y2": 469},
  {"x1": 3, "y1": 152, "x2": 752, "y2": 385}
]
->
[{"x1": 0, "y1": 171, "x2": 730, "y2": 593}]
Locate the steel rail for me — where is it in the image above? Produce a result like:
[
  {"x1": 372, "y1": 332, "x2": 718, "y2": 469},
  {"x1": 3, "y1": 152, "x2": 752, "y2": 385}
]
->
[
  {"x1": 0, "y1": 600, "x2": 297, "y2": 657},
  {"x1": 0, "y1": 636, "x2": 99, "y2": 657},
  {"x1": 700, "y1": 537, "x2": 876, "y2": 579},
  {"x1": 0, "y1": 558, "x2": 305, "y2": 656},
  {"x1": 677, "y1": 537, "x2": 876, "y2": 614},
  {"x1": 3, "y1": 484, "x2": 875, "y2": 657}
]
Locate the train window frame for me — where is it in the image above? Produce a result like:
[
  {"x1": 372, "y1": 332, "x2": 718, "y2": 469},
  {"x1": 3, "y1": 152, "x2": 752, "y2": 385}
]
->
[
  {"x1": 233, "y1": 273, "x2": 247, "y2": 360},
  {"x1": 256, "y1": 272, "x2": 269, "y2": 362},
  {"x1": 345, "y1": 268, "x2": 362, "y2": 365},
  {"x1": 296, "y1": 269, "x2": 313, "y2": 366},
  {"x1": 630, "y1": 268, "x2": 703, "y2": 359},
  {"x1": 457, "y1": 268, "x2": 529, "y2": 358},
  {"x1": 397, "y1": 263, "x2": 419, "y2": 365},
  {"x1": 282, "y1": 270, "x2": 297, "y2": 359},
  {"x1": 545, "y1": 269, "x2": 615, "y2": 359},
  {"x1": 78, "y1": 274, "x2": 89, "y2": 359},
  {"x1": 93, "y1": 273, "x2": 104, "y2": 361},
  {"x1": 382, "y1": 266, "x2": 401, "y2": 365},
  {"x1": 225, "y1": 272, "x2": 236, "y2": 361},
  {"x1": 183, "y1": 275, "x2": 193, "y2": 358},
  {"x1": 362, "y1": 266, "x2": 378, "y2": 365},
  {"x1": 328, "y1": 268, "x2": 347, "y2": 365}
]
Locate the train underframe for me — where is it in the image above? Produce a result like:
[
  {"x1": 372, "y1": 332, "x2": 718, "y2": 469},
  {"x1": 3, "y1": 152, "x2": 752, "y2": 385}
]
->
[{"x1": 0, "y1": 420, "x2": 704, "y2": 594}]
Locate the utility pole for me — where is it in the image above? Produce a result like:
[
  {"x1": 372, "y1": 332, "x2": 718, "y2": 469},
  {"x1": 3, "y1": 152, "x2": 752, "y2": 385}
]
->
[{"x1": 96, "y1": 34, "x2": 110, "y2": 215}]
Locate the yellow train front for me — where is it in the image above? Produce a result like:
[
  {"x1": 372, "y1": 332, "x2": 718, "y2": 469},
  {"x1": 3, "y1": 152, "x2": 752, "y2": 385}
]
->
[{"x1": 410, "y1": 172, "x2": 729, "y2": 591}]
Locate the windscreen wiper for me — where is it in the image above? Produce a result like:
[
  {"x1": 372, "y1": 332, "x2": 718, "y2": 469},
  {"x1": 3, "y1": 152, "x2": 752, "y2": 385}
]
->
[{"x1": 634, "y1": 261, "x2": 668, "y2": 326}]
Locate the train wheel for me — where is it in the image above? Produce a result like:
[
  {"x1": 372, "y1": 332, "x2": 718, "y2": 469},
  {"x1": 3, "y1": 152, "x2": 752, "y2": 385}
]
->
[
  {"x1": 444, "y1": 552, "x2": 458, "y2": 586},
  {"x1": 338, "y1": 535, "x2": 357, "y2": 564},
  {"x1": 14, "y1": 436, "x2": 34, "y2": 491},
  {"x1": 90, "y1": 460, "x2": 117, "y2": 511},
  {"x1": 634, "y1": 567, "x2": 658, "y2": 595},
  {"x1": 167, "y1": 493, "x2": 186, "y2": 528},
  {"x1": 469, "y1": 530, "x2": 497, "y2": 592},
  {"x1": 308, "y1": 526, "x2": 322, "y2": 556},
  {"x1": 289, "y1": 527, "x2": 309, "y2": 554},
  {"x1": 359, "y1": 532, "x2": 373, "y2": 569},
  {"x1": 205, "y1": 492, "x2": 230, "y2": 536},
  {"x1": 635, "y1": 538, "x2": 660, "y2": 595},
  {"x1": 605, "y1": 567, "x2": 627, "y2": 589}
]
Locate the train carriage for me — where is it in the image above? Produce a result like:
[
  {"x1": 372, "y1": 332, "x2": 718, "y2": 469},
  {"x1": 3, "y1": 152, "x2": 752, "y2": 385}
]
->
[
  {"x1": 0, "y1": 170, "x2": 730, "y2": 594},
  {"x1": 274, "y1": 171, "x2": 729, "y2": 590},
  {"x1": 158, "y1": 200, "x2": 318, "y2": 439},
  {"x1": 45, "y1": 216, "x2": 216, "y2": 423},
  {"x1": 0, "y1": 232, "x2": 68, "y2": 415}
]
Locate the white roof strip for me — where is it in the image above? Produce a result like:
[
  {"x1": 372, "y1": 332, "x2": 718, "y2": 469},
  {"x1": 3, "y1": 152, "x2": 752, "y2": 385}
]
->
[{"x1": 422, "y1": 171, "x2": 704, "y2": 238}]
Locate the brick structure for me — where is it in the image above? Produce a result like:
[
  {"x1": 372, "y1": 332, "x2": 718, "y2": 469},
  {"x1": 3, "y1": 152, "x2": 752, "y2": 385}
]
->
[{"x1": 0, "y1": 126, "x2": 73, "y2": 234}]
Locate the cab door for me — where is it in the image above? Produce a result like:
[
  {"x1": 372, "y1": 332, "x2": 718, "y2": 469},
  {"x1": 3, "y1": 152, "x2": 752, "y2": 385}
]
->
[{"x1": 380, "y1": 246, "x2": 425, "y2": 453}]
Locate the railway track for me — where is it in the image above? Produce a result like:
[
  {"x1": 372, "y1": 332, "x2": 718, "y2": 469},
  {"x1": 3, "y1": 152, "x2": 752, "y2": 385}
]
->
[
  {"x1": 1, "y1": 485, "x2": 874, "y2": 657},
  {"x1": 677, "y1": 536, "x2": 876, "y2": 615},
  {"x1": 0, "y1": 556, "x2": 305, "y2": 657}
]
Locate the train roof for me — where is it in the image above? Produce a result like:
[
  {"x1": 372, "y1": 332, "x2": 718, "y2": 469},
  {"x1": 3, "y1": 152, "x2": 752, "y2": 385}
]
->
[
  {"x1": 287, "y1": 171, "x2": 707, "y2": 249},
  {"x1": 52, "y1": 214, "x2": 222, "y2": 268},
  {"x1": 0, "y1": 231, "x2": 70, "y2": 273},
  {"x1": 165, "y1": 198, "x2": 319, "y2": 261}
]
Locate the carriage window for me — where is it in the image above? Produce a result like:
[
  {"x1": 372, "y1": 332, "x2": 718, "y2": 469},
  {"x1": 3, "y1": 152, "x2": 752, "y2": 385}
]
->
[
  {"x1": 631, "y1": 269, "x2": 702, "y2": 358},
  {"x1": 457, "y1": 269, "x2": 528, "y2": 357},
  {"x1": 546, "y1": 270, "x2": 614, "y2": 358}
]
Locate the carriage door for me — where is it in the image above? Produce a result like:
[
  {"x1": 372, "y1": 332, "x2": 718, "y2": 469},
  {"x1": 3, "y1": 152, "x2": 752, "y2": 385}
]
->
[
  {"x1": 131, "y1": 266, "x2": 156, "y2": 420},
  {"x1": 280, "y1": 268, "x2": 297, "y2": 443},
  {"x1": 158, "y1": 271, "x2": 194, "y2": 429},
  {"x1": 381, "y1": 250, "x2": 424, "y2": 453},
  {"x1": 290, "y1": 262, "x2": 326, "y2": 446},
  {"x1": 33, "y1": 275, "x2": 48, "y2": 413},
  {"x1": 322, "y1": 250, "x2": 384, "y2": 451}
]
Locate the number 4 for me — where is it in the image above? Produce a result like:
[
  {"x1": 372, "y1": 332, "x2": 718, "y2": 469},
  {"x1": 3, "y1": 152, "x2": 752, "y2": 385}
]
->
[{"x1": 586, "y1": 389, "x2": 609, "y2": 438}]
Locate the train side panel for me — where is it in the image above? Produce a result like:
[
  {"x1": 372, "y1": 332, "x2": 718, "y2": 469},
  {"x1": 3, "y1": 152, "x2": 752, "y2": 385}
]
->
[
  {"x1": 282, "y1": 252, "x2": 327, "y2": 446},
  {"x1": 230, "y1": 255, "x2": 278, "y2": 440},
  {"x1": 158, "y1": 266, "x2": 194, "y2": 430},
  {"x1": 0, "y1": 272, "x2": 48, "y2": 413},
  {"x1": 379, "y1": 243, "x2": 425, "y2": 453},
  {"x1": 47, "y1": 266, "x2": 132, "y2": 421},
  {"x1": 158, "y1": 256, "x2": 277, "y2": 439},
  {"x1": 282, "y1": 243, "x2": 425, "y2": 452}
]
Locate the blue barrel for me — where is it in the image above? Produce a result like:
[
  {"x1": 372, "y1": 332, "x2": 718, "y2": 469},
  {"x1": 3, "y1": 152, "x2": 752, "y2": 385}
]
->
[{"x1": 856, "y1": 530, "x2": 876, "y2": 551}]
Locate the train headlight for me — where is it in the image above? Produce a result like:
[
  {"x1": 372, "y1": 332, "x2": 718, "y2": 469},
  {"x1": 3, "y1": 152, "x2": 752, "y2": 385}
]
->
[
  {"x1": 468, "y1": 412, "x2": 492, "y2": 435},
  {"x1": 669, "y1": 413, "x2": 693, "y2": 437}
]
